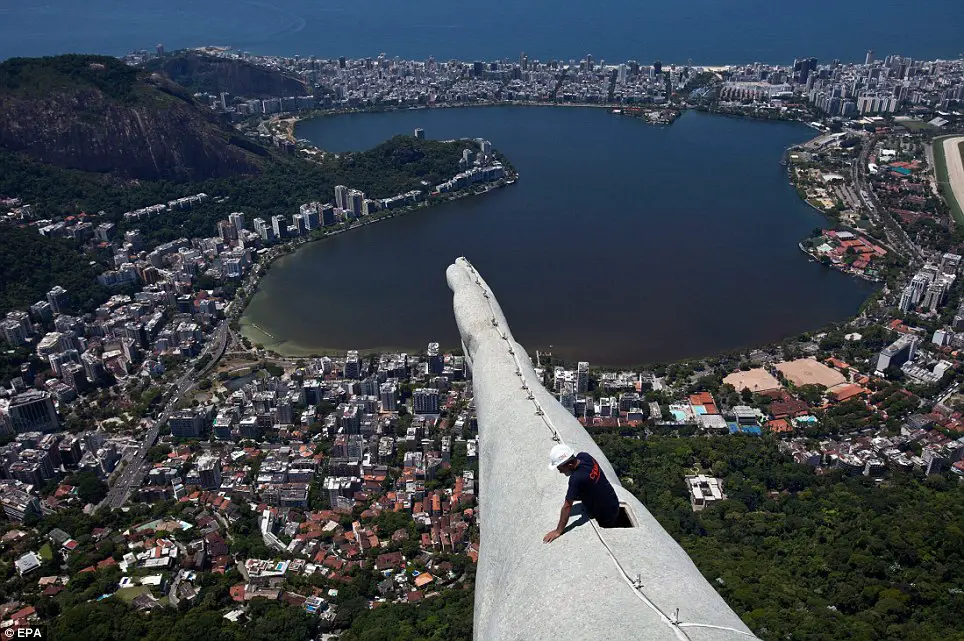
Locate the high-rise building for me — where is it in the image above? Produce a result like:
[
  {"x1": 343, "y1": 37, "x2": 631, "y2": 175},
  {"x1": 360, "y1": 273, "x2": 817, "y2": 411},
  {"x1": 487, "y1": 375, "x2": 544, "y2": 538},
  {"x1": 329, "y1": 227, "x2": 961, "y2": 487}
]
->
[
  {"x1": 909, "y1": 272, "x2": 931, "y2": 304},
  {"x1": 413, "y1": 388, "x2": 440, "y2": 414},
  {"x1": 62, "y1": 362, "x2": 89, "y2": 392},
  {"x1": 6, "y1": 312, "x2": 32, "y2": 338},
  {"x1": 59, "y1": 436, "x2": 83, "y2": 467},
  {"x1": 0, "y1": 488, "x2": 40, "y2": 522},
  {"x1": 793, "y1": 57, "x2": 817, "y2": 84},
  {"x1": 865, "y1": 50, "x2": 874, "y2": 65},
  {"x1": 334, "y1": 185, "x2": 349, "y2": 210},
  {"x1": 271, "y1": 215, "x2": 287, "y2": 240},
  {"x1": 923, "y1": 281, "x2": 949, "y2": 313},
  {"x1": 253, "y1": 217, "x2": 272, "y2": 242},
  {"x1": 46, "y1": 286, "x2": 69, "y2": 314},
  {"x1": 338, "y1": 404, "x2": 360, "y2": 433},
  {"x1": 218, "y1": 220, "x2": 238, "y2": 243},
  {"x1": 229, "y1": 211, "x2": 245, "y2": 233},
  {"x1": 559, "y1": 382, "x2": 575, "y2": 415},
  {"x1": 6, "y1": 391, "x2": 59, "y2": 434},
  {"x1": 317, "y1": 204, "x2": 334, "y2": 227},
  {"x1": 414, "y1": 128, "x2": 425, "y2": 140},
  {"x1": 29, "y1": 301, "x2": 53, "y2": 324},
  {"x1": 898, "y1": 286, "x2": 914, "y2": 313},
  {"x1": 275, "y1": 397, "x2": 293, "y2": 424},
  {"x1": 169, "y1": 408, "x2": 209, "y2": 438},
  {"x1": 197, "y1": 455, "x2": 222, "y2": 490},
  {"x1": 576, "y1": 362, "x2": 590, "y2": 394},
  {"x1": 344, "y1": 350, "x2": 361, "y2": 380},
  {"x1": 876, "y1": 335, "x2": 919, "y2": 373},
  {"x1": 427, "y1": 342, "x2": 443, "y2": 375},
  {"x1": 347, "y1": 189, "x2": 365, "y2": 216},
  {"x1": 940, "y1": 252, "x2": 962, "y2": 275},
  {"x1": 379, "y1": 382, "x2": 398, "y2": 412},
  {"x1": 1, "y1": 320, "x2": 26, "y2": 346}
]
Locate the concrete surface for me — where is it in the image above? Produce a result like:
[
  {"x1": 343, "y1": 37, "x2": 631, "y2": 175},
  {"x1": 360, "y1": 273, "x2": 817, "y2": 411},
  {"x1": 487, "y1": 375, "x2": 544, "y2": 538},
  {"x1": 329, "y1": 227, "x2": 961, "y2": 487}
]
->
[{"x1": 447, "y1": 258, "x2": 759, "y2": 641}]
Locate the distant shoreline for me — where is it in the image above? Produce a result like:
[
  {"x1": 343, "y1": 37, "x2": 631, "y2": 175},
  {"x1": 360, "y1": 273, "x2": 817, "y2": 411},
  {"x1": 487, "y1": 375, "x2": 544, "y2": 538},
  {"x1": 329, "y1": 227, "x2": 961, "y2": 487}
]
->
[
  {"x1": 269, "y1": 101, "x2": 683, "y2": 148},
  {"x1": 276, "y1": 99, "x2": 802, "y2": 145}
]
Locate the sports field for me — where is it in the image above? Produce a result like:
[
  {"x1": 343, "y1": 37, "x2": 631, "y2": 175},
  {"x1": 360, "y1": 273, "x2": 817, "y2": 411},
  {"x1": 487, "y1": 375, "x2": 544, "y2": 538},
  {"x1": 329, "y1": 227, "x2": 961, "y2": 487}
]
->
[{"x1": 933, "y1": 135, "x2": 964, "y2": 225}]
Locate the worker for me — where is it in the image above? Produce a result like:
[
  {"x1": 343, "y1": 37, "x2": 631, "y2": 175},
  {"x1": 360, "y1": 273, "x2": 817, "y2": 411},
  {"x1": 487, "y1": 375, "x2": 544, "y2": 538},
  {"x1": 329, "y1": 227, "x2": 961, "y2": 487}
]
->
[{"x1": 543, "y1": 443, "x2": 619, "y2": 543}]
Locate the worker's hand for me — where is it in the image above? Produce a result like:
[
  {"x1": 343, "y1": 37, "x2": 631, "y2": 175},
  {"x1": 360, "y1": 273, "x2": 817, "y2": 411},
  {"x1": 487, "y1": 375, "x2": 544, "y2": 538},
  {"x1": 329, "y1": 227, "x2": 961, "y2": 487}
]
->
[{"x1": 543, "y1": 529, "x2": 562, "y2": 544}]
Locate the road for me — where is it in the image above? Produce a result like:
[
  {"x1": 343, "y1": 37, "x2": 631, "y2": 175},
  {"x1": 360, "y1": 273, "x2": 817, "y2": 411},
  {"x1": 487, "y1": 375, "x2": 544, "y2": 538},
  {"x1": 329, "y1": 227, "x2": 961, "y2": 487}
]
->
[
  {"x1": 100, "y1": 321, "x2": 231, "y2": 509},
  {"x1": 853, "y1": 136, "x2": 925, "y2": 265}
]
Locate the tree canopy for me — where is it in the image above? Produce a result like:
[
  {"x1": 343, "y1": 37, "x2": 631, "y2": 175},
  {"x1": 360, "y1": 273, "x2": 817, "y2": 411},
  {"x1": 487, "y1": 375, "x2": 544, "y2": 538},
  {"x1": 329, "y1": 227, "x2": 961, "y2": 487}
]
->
[{"x1": 596, "y1": 434, "x2": 964, "y2": 641}]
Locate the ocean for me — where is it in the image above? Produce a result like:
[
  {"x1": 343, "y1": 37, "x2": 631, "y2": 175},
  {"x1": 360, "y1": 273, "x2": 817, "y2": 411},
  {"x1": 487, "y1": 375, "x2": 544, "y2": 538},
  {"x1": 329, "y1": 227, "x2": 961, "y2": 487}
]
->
[{"x1": 1, "y1": 0, "x2": 962, "y2": 64}]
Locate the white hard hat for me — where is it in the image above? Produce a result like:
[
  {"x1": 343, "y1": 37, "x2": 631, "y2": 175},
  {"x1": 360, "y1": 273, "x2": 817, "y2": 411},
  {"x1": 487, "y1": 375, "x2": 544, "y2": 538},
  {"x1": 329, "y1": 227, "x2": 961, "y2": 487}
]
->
[{"x1": 548, "y1": 443, "x2": 575, "y2": 469}]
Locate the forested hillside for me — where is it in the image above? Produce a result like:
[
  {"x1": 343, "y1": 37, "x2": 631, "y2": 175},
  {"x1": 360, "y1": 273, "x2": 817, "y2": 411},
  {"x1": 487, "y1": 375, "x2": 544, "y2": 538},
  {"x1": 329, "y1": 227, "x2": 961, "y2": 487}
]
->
[
  {"x1": 0, "y1": 55, "x2": 267, "y2": 181},
  {"x1": 596, "y1": 433, "x2": 964, "y2": 641},
  {"x1": 0, "y1": 225, "x2": 109, "y2": 314},
  {"x1": 144, "y1": 52, "x2": 308, "y2": 98},
  {"x1": 0, "y1": 133, "x2": 470, "y2": 315}
]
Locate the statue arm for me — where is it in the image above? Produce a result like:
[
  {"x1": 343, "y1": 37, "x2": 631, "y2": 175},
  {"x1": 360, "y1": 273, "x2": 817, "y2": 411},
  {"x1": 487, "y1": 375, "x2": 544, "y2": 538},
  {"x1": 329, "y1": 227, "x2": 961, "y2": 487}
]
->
[{"x1": 544, "y1": 500, "x2": 573, "y2": 543}]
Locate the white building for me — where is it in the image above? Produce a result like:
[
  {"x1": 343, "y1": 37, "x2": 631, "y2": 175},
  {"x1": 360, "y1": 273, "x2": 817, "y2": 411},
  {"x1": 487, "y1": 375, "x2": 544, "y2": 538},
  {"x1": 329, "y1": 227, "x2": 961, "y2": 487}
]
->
[{"x1": 685, "y1": 475, "x2": 726, "y2": 512}]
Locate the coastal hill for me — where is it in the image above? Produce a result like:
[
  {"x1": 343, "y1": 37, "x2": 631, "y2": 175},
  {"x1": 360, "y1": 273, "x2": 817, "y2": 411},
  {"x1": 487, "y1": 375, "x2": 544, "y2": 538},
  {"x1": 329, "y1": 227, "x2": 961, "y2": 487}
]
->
[
  {"x1": 0, "y1": 53, "x2": 485, "y2": 317},
  {"x1": 144, "y1": 51, "x2": 308, "y2": 98},
  {"x1": 0, "y1": 55, "x2": 268, "y2": 181}
]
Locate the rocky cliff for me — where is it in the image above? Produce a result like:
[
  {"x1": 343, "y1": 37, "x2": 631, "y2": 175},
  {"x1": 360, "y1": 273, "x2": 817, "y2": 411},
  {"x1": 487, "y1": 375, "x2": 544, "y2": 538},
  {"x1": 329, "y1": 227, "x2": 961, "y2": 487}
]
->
[
  {"x1": 0, "y1": 55, "x2": 268, "y2": 181},
  {"x1": 146, "y1": 51, "x2": 308, "y2": 98}
]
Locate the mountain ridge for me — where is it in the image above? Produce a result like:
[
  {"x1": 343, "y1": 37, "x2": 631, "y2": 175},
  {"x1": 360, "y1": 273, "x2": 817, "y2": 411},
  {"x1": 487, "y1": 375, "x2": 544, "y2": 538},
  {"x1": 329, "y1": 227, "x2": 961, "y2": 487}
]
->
[
  {"x1": 144, "y1": 51, "x2": 309, "y2": 98},
  {"x1": 0, "y1": 54, "x2": 268, "y2": 181}
]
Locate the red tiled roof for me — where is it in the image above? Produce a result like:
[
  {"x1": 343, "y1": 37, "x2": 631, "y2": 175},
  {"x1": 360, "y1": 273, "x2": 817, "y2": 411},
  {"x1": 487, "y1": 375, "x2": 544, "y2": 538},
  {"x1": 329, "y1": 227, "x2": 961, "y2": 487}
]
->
[
  {"x1": 765, "y1": 419, "x2": 792, "y2": 433},
  {"x1": 830, "y1": 384, "x2": 868, "y2": 402},
  {"x1": 10, "y1": 606, "x2": 36, "y2": 622}
]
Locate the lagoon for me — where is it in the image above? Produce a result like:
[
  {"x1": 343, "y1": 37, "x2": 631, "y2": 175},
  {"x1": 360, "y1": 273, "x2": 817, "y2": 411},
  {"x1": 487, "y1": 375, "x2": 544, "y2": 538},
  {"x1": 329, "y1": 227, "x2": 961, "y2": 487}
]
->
[{"x1": 241, "y1": 107, "x2": 877, "y2": 366}]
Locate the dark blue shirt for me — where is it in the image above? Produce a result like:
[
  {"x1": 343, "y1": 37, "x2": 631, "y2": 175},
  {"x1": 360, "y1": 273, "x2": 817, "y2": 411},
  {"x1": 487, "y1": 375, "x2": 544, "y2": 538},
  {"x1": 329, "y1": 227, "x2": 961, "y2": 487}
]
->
[{"x1": 566, "y1": 452, "x2": 619, "y2": 524}]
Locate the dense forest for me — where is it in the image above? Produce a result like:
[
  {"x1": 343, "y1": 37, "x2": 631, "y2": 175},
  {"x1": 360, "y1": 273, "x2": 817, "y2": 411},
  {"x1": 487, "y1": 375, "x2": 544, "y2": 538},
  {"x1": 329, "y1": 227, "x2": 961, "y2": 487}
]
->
[
  {"x1": 1, "y1": 134, "x2": 467, "y2": 226},
  {"x1": 143, "y1": 52, "x2": 308, "y2": 98},
  {"x1": 49, "y1": 596, "x2": 317, "y2": 641},
  {"x1": 0, "y1": 54, "x2": 144, "y2": 101},
  {"x1": 0, "y1": 225, "x2": 110, "y2": 314},
  {"x1": 341, "y1": 588, "x2": 474, "y2": 641}
]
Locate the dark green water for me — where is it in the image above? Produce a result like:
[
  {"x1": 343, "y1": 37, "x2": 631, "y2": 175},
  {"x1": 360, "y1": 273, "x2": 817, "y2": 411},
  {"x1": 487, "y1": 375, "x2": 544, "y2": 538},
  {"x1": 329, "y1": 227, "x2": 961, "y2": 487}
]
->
[{"x1": 241, "y1": 107, "x2": 876, "y2": 366}]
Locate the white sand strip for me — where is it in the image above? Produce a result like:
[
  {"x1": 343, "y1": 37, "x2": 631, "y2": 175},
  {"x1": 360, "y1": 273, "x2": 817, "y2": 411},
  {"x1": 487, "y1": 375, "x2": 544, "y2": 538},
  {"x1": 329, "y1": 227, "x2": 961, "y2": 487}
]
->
[{"x1": 942, "y1": 136, "x2": 964, "y2": 214}]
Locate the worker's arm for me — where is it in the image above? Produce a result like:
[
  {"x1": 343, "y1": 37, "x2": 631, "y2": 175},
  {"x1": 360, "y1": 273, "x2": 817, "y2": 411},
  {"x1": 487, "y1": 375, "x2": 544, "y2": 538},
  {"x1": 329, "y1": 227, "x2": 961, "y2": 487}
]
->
[{"x1": 543, "y1": 499, "x2": 574, "y2": 543}]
